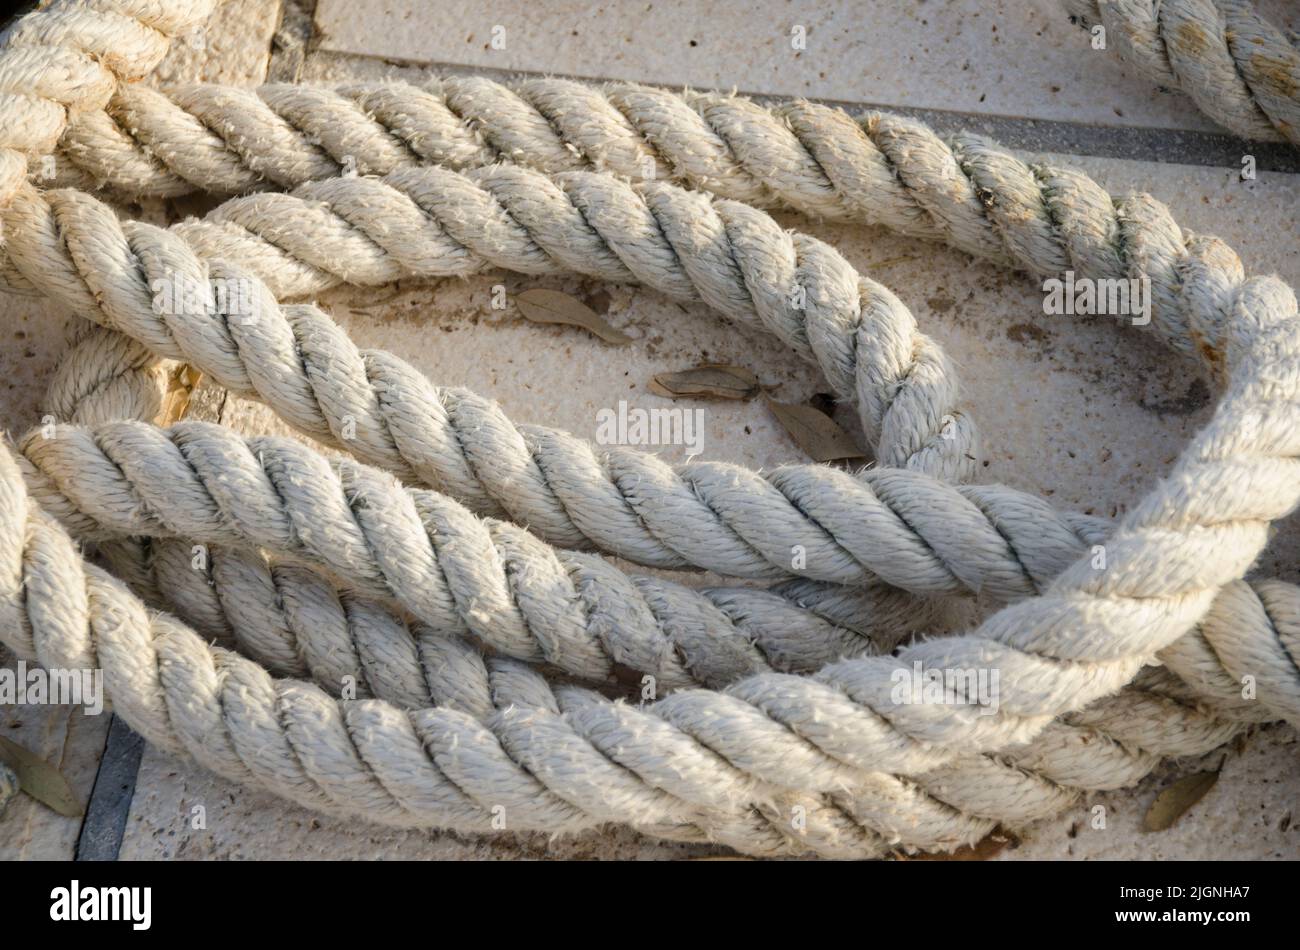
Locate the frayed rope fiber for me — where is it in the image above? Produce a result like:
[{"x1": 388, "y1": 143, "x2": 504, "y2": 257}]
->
[{"x1": 0, "y1": 0, "x2": 1298, "y2": 857}]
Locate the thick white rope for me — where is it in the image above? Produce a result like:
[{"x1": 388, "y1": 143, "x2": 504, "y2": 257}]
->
[
  {"x1": 5, "y1": 171, "x2": 978, "y2": 482},
  {"x1": 0, "y1": 0, "x2": 218, "y2": 204},
  {"x1": 16, "y1": 418, "x2": 965, "y2": 688},
  {"x1": 1062, "y1": 0, "x2": 1300, "y2": 145},
  {"x1": 10, "y1": 269, "x2": 1300, "y2": 801},
  {"x1": 37, "y1": 68, "x2": 1300, "y2": 730},
  {"x1": 6, "y1": 351, "x2": 1269, "y2": 856},
  {"x1": 29, "y1": 73, "x2": 1270, "y2": 360},
  {"x1": 43, "y1": 323, "x2": 1300, "y2": 729},
  {"x1": 97, "y1": 540, "x2": 1257, "y2": 858},
  {"x1": 2, "y1": 0, "x2": 1298, "y2": 855},
  {"x1": 0, "y1": 409, "x2": 1276, "y2": 855}
]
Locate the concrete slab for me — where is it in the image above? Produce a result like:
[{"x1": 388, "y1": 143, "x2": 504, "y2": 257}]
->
[{"x1": 313, "y1": 0, "x2": 1299, "y2": 134}]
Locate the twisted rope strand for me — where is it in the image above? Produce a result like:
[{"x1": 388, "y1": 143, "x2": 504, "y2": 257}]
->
[
  {"x1": 2, "y1": 0, "x2": 1296, "y2": 855},
  {"x1": 3, "y1": 170, "x2": 978, "y2": 481},
  {"x1": 39, "y1": 73, "x2": 1268, "y2": 367},
  {"x1": 55, "y1": 322, "x2": 1293, "y2": 743},
  {"x1": 0, "y1": 443, "x2": 1253, "y2": 857},
  {"x1": 0, "y1": 0, "x2": 218, "y2": 205},
  {"x1": 15, "y1": 279, "x2": 1300, "y2": 796},
  {"x1": 126, "y1": 539, "x2": 1251, "y2": 856},
  {"x1": 18, "y1": 419, "x2": 939, "y2": 689},
  {"x1": 1062, "y1": 0, "x2": 1300, "y2": 145},
  {"x1": 41, "y1": 339, "x2": 974, "y2": 858},
  {"x1": 40, "y1": 302, "x2": 1300, "y2": 728},
  {"x1": 38, "y1": 64, "x2": 1300, "y2": 728}
]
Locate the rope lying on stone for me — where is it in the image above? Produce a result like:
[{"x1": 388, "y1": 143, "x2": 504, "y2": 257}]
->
[
  {"x1": 44, "y1": 321, "x2": 1300, "y2": 729},
  {"x1": 36, "y1": 64, "x2": 1300, "y2": 727},
  {"x1": 35, "y1": 72, "x2": 1278, "y2": 364},
  {"x1": 25, "y1": 335, "x2": 1284, "y2": 852},
  {"x1": 0, "y1": 411, "x2": 1261, "y2": 856},
  {"x1": 1061, "y1": 0, "x2": 1300, "y2": 145},
  {"x1": 30, "y1": 416, "x2": 953, "y2": 690},
  {"x1": 2, "y1": 0, "x2": 1298, "y2": 854},
  {"x1": 86, "y1": 540, "x2": 1257, "y2": 857},
  {"x1": 0, "y1": 0, "x2": 217, "y2": 204},
  {"x1": 17, "y1": 102, "x2": 1300, "y2": 712},
  {"x1": 28, "y1": 345, "x2": 1067, "y2": 858},
  {"x1": 13, "y1": 267, "x2": 1300, "y2": 791},
  {"x1": 3, "y1": 171, "x2": 978, "y2": 482},
  {"x1": 16, "y1": 208, "x2": 969, "y2": 578},
  {"x1": 2, "y1": 344, "x2": 1278, "y2": 854}
]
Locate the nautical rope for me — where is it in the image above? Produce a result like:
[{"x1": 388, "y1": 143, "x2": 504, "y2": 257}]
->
[
  {"x1": 10, "y1": 272, "x2": 1300, "y2": 798},
  {"x1": 35, "y1": 72, "x2": 1277, "y2": 364},
  {"x1": 1061, "y1": 0, "x2": 1300, "y2": 145},
  {"x1": 15, "y1": 418, "x2": 964, "y2": 687},
  {"x1": 1, "y1": 0, "x2": 1297, "y2": 856},
  {"x1": 4, "y1": 171, "x2": 978, "y2": 482},
  {"x1": 0, "y1": 432, "x2": 1264, "y2": 856},
  {"x1": 38, "y1": 66, "x2": 1300, "y2": 728},
  {"x1": 90, "y1": 539, "x2": 1258, "y2": 858},
  {"x1": 64, "y1": 335, "x2": 1252, "y2": 839},
  {"x1": 0, "y1": 0, "x2": 218, "y2": 204},
  {"x1": 54, "y1": 323, "x2": 1253, "y2": 841},
  {"x1": 40, "y1": 327, "x2": 1300, "y2": 729}
]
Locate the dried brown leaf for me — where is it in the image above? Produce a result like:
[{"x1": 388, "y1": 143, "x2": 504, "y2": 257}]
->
[
  {"x1": 906, "y1": 828, "x2": 1019, "y2": 861},
  {"x1": 516, "y1": 289, "x2": 632, "y2": 345},
  {"x1": 765, "y1": 396, "x2": 866, "y2": 463},
  {"x1": 649, "y1": 364, "x2": 759, "y2": 400},
  {"x1": 0, "y1": 736, "x2": 83, "y2": 817},
  {"x1": 1144, "y1": 770, "x2": 1219, "y2": 832},
  {"x1": 159, "y1": 365, "x2": 203, "y2": 426}
]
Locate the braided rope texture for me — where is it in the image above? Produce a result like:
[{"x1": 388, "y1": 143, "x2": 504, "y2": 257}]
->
[
  {"x1": 1062, "y1": 0, "x2": 1300, "y2": 144},
  {"x1": 7, "y1": 270, "x2": 1300, "y2": 847},
  {"x1": 44, "y1": 326, "x2": 1300, "y2": 730},
  {"x1": 0, "y1": 0, "x2": 217, "y2": 203},
  {"x1": 41, "y1": 69, "x2": 1267, "y2": 371},
  {"x1": 46, "y1": 354, "x2": 1289, "y2": 854},
  {"x1": 0, "y1": 430, "x2": 1274, "y2": 856},
  {"x1": 52, "y1": 331, "x2": 1300, "y2": 836},
  {"x1": 1, "y1": 0, "x2": 1298, "y2": 856},
  {"x1": 18, "y1": 69, "x2": 1300, "y2": 727}
]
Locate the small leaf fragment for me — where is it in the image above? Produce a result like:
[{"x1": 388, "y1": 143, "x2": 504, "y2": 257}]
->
[
  {"x1": 650, "y1": 364, "x2": 759, "y2": 400},
  {"x1": 907, "y1": 828, "x2": 1019, "y2": 861},
  {"x1": 0, "y1": 735, "x2": 83, "y2": 817},
  {"x1": 1144, "y1": 770, "x2": 1219, "y2": 832},
  {"x1": 515, "y1": 289, "x2": 632, "y2": 345},
  {"x1": 160, "y1": 364, "x2": 203, "y2": 426},
  {"x1": 765, "y1": 396, "x2": 866, "y2": 463}
]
